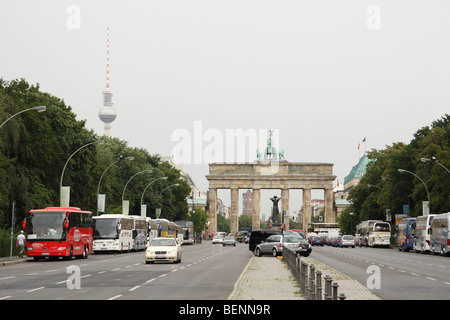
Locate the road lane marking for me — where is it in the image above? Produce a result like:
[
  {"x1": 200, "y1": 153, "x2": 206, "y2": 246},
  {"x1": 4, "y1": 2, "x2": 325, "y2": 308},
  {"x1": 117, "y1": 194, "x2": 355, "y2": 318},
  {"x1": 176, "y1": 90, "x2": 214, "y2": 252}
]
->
[
  {"x1": 129, "y1": 286, "x2": 140, "y2": 291},
  {"x1": 27, "y1": 287, "x2": 45, "y2": 293},
  {"x1": 425, "y1": 277, "x2": 436, "y2": 281},
  {"x1": 107, "y1": 295, "x2": 122, "y2": 300},
  {"x1": 0, "y1": 276, "x2": 15, "y2": 280}
]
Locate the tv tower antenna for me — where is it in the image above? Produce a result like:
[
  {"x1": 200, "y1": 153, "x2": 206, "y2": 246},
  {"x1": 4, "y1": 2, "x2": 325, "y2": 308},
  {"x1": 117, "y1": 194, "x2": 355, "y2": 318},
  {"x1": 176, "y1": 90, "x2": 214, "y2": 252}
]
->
[{"x1": 98, "y1": 26, "x2": 117, "y2": 137}]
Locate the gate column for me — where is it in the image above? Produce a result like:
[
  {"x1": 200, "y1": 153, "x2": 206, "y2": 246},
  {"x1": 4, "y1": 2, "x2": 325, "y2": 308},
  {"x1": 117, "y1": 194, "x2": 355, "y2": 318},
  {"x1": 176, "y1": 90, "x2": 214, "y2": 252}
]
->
[
  {"x1": 230, "y1": 188, "x2": 239, "y2": 236},
  {"x1": 303, "y1": 188, "x2": 311, "y2": 232},
  {"x1": 207, "y1": 188, "x2": 217, "y2": 235},
  {"x1": 252, "y1": 189, "x2": 260, "y2": 230}
]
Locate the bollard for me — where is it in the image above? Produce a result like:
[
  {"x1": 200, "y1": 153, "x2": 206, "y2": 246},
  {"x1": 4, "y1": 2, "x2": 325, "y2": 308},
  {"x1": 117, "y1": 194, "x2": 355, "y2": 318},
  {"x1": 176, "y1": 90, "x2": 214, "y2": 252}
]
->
[
  {"x1": 339, "y1": 293, "x2": 346, "y2": 300},
  {"x1": 324, "y1": 275, "x2": 332, "y2": 300},
  {"x1": 316, "y1": 270, "x2": 322, "y2": 300},
  {"x1": 332, "y1": 282, "x2": 339, "y2": 300}
]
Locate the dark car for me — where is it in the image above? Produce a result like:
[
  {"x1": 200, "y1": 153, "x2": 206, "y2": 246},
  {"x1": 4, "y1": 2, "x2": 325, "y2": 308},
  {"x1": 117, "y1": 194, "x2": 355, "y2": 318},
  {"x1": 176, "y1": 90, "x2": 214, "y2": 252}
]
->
[
  {"x1": 253, "y1": 234, "x2": 311, "y2": 257},
  {"x1": 248, "y1": 229, "x2": 282, "y2": 252},
  {"x1": 311, "y1": 236, "x2": 325, "y2": 246}
]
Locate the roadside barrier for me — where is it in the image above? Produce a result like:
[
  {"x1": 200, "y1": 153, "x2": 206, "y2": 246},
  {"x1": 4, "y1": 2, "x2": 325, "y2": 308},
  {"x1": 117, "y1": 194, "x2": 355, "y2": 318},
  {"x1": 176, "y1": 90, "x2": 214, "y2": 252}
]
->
[{"x1": 283, "y1": 247, "x2": 346, "y2": 300}]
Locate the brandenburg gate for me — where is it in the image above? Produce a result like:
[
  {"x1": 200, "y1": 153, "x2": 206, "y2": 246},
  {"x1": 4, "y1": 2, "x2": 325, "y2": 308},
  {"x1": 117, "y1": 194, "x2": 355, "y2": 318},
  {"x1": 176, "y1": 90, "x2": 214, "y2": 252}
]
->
[{"x1": 205, "y1": 160, "x2": 336, "y2": 236}]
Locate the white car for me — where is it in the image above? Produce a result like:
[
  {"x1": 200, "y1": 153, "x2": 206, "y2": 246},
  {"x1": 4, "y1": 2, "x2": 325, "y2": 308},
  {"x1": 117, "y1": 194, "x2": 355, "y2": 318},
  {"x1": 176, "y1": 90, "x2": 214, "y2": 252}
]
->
[
  {"x1": 212, "y1": 235, "x2": 224, "y2": 244},
  {"x1": 145, "y1": 237, "x2": 181, "y2": 264}
]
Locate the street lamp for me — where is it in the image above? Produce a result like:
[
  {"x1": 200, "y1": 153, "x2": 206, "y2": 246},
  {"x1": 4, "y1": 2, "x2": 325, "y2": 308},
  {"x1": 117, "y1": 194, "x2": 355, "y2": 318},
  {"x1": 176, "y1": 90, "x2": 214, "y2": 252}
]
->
[
  {"x1": 159, "y1": 183, "x2": 180, "y2": 196},
  {"x1": 96, "y1": 155, "x2": 134, "y2": 215},
  {"x1": 60, "y1": 139, "x2": 104, "y2": 206},
  {"x1": 421, "y1": 157, "x2": 450, "y2": 175},
  {"x1": 0, "y1": 105, "x2": 46, "y2": 128},
  {"x1": 121, "y1": 169, "x2": 153, "y2": 203},
  {"x1": 140, "y1": 176, "x2": 168, "y2": 207},
  {"x1": 398, "y1": 168, "x2": 430, "y2": 213}
]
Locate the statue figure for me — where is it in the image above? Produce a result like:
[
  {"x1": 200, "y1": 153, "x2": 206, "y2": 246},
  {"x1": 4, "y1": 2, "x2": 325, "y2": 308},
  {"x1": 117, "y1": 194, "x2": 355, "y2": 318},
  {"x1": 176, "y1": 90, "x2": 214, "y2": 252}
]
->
[{"x1": 270, "y1": 195, "x2": 281, "y2": 222}]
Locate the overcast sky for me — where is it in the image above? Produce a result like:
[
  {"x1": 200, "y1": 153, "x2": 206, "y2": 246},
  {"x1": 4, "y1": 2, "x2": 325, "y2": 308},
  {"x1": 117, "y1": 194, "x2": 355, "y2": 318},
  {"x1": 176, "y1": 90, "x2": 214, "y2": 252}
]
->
[{"x1": 1, "y1": 0, "x2": 449, "y2": 219}]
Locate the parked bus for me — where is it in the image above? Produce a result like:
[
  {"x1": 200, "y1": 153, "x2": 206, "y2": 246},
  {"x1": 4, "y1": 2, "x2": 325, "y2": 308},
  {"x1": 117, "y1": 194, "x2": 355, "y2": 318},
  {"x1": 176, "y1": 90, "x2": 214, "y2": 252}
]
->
[
  {"x1": 130, "y1": 215, "x2": 148, "y2": 251},
  {"x1": 359, "y1": 220, "x2": 391, "y2": 247},
  {"x1": 430, "y1": 212, "x2": 450, "y2": 256},
  {"x1": 413, "y1": 215, "x2": 435, "y2": 253},
  {"x1": 22, "y1": 207, "x2": 93, "y2": 261},
  {"x1": 93, "y1": 214, "x2": 133, "y2": 253},
  {"x1": 156, "y1": 219, "x2": 169, "y2": 237},
  {"x1": 168, "y1": 221, "x2": 177, "y2": 238},
  {"x1": 175, "y1": 220, "x2": 195, "y2": 245},
  {"x1": 354, "y1": 223, "x2": 362, "y2": 246},
  {"x1": 397, "y1": 217, "x2": 416, "y2": 252},
  {"x1": 146, "y1": 218, "x2": 158, "y2": 242}
]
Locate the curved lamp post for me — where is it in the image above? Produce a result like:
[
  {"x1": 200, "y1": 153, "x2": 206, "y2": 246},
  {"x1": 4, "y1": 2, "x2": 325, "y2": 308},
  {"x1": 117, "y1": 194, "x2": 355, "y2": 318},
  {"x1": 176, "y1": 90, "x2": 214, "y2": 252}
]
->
[
  {"x1": 398, "y1": 168, "x2": 430, "y2": 213},
  {"x1": 0, "y1": 105, "x2": 46, "y2": 128},
  {"x1": 421, "y1": 157, "x2": 450, "y2": 176},
  {"x1": 96, "y1": 155, "x2": 134, "y2": 215},
  {"x1": 140, "y1": 176, "x2": 168, "y2": 208},
  {"x1": 60, "y1": 139, "x2": 104, "y2": 206}
]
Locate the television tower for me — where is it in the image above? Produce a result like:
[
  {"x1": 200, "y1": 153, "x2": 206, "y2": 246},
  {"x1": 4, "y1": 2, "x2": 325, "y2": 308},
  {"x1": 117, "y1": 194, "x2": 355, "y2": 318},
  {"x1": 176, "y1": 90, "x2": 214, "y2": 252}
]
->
[{"x1": 98, "y1": 26, "x2": 117, "y2": 137}]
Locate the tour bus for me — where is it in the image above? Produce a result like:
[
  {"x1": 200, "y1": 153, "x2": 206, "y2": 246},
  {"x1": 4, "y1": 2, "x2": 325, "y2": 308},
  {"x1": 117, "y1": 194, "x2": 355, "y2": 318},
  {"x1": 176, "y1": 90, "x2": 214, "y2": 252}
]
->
[
  {"x1": 146, "y1": 218, "x2": 158, "y2": 242},
  {"x1": 156, "y1": 219, "x2": 169, "y2": 237},
  {"x1": 397, "y1": 217, "x2": 416, "y2": 252},
  {"x1": 430, "y1": 212, "x2": 450, "y2": 256},
  {"x1": 413, "y1": 214, "x2": 435, "y2": 253},
  {"x1": 175, "y1": 220, "x2": 195, "y2": 245},
  {"x1": 130, "y1": 215, "x2": 148, "y2": 251},
  {"x1": 168, "y1": 221, "x2": 178, "y2": 238},
  {"x1": 93, "y1": 214, "x2": 133, "y2": 253},
  {"x1": 176, "y1": 224, "x2": 184, "y2": 243},
  {"x1": 354, "y1": 223, "x2": 362, "y2": 246},
  {"x1": 359, "y1": 220, "x2": 391, "y2": 247},
  {"x1": 22, "y1": 207, "x2": 93, "y2": 261},
  {"x1": 155, "y1": 218, "x2": 177, "y2": 238}
]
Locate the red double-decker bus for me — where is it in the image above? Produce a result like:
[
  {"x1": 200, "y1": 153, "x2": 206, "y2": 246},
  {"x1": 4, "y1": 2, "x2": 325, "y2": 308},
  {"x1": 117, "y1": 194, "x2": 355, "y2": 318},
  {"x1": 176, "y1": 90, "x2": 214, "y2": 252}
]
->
[{"x1": 22, "y1": 207, "x2": 94, "y2": 261}]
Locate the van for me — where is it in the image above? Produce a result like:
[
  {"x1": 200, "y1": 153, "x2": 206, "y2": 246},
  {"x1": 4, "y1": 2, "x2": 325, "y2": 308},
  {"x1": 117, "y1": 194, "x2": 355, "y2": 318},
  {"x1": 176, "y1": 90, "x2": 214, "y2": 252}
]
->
[{"x1": 249, "y1": 229, "x2": 282, "y2": 252}]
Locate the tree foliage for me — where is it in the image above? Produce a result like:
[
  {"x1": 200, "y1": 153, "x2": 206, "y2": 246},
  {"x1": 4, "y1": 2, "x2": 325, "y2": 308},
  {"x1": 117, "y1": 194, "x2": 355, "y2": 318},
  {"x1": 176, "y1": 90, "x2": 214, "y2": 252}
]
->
[
  {"x1": 340, "y1": 114, "x2": 450, "y2": 231},
  {"x1": 0, "y1": 78, "x2": 190, "y2": 230}
]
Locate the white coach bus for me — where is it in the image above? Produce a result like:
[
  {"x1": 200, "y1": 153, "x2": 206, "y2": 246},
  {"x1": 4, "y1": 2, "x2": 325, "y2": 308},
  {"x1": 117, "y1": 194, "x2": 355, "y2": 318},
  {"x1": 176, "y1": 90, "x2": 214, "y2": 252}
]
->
[
  {"x1": 430, "y1": 213, "x2": 450, "y2": 256},
  {"x1": 93, "y1": 214, "x2": 133, "y2": 253},
  {"x1": 413, "y1": 214, "x2": 435, "y2": 253},
  {"x1": 359, "y1": 220, "x2": 391, "y2": 247}
]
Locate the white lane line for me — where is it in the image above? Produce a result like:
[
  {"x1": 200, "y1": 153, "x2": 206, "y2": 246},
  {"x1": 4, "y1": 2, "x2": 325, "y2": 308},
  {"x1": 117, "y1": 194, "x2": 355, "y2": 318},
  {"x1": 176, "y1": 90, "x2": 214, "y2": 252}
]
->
[
  {"x1": 107, "y1": 295, "x2": 122, "y2": 300},
  {"x1": 27, "y1": 287, "x2": 45, "y2": 293},
  {"x1": 129, "y1": 285, "x2": 140, "y2": 292}
]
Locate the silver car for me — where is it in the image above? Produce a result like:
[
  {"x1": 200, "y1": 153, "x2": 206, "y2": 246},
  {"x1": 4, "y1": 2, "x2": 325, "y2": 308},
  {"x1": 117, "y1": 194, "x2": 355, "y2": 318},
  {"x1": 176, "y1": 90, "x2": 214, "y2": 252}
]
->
[
  {"x1": 340, "y1": 235, "x2": 356, "y2": 248},
  {"x1": 254, "y1": 234, "x2": 311, "y2": 257},
  {"x1": 222, "y1": 236, "x2": 236, "y2": 246}
]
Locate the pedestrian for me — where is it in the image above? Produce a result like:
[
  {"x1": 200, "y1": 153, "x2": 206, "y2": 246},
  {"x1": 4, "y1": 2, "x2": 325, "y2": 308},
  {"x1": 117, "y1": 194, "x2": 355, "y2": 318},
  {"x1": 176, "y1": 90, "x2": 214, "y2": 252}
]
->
[{"x1": 16, "y1": 230, "x2": 26, "y2": 258}]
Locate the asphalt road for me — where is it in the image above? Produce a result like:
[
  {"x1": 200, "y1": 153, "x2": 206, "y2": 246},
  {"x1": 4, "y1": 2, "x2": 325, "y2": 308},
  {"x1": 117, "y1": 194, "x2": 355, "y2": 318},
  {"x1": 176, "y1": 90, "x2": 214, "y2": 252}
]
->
[
  {"x1": 0, "y1": 241, "x2": 252, "y2": 300},
  {"x1": 309, "y1": 245, "x2": 450, "y2": 300}
]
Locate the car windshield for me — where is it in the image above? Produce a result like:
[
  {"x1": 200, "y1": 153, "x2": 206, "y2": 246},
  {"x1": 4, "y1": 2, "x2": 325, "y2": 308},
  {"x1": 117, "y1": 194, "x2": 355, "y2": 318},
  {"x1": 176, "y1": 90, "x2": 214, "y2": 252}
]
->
[
  {"x1": 150, "y1": 239, "x2": 176, "y2": 246},
  {"x1": 27, "y1": 212, "x2": 66, "y2": 241},
  {"x1": 213, "y1": 235, "x2": 222, "y2": 239},
  {"x1": 343, "y1": 235, "x2": 354, "y2": 240},
  {"x1": 224, "y1": 236, "x2": 234, "y2": 240}
]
